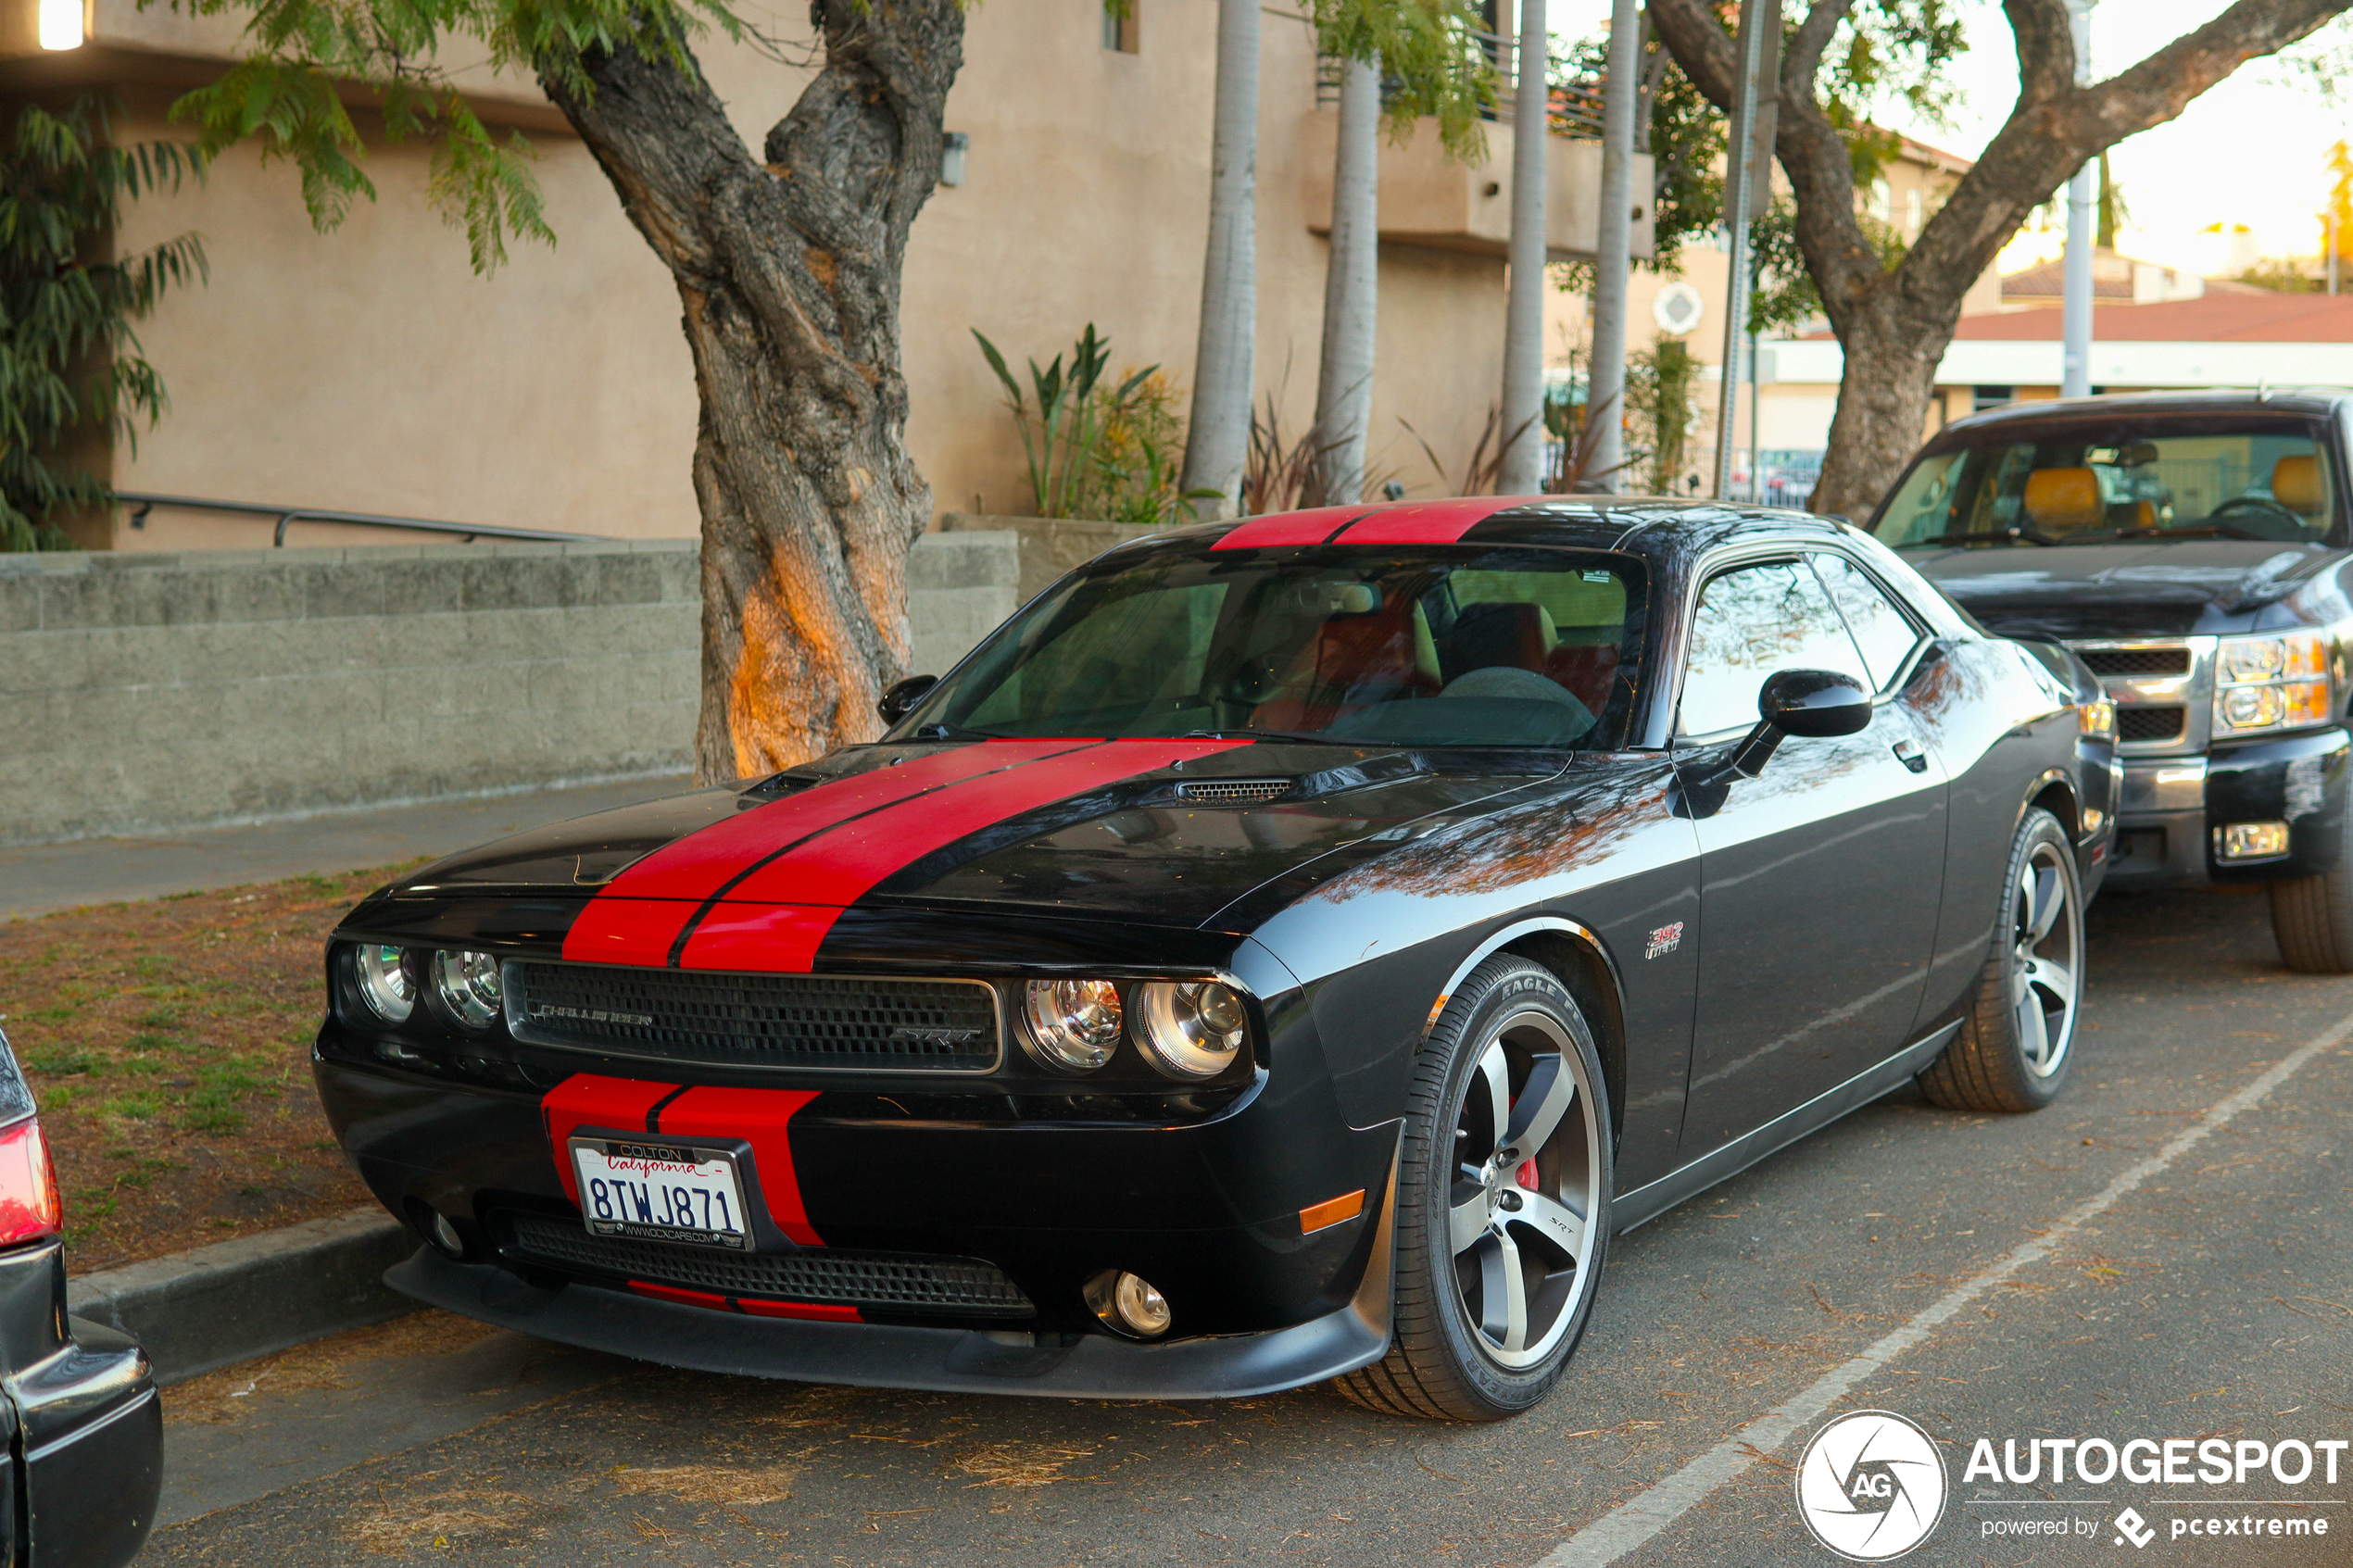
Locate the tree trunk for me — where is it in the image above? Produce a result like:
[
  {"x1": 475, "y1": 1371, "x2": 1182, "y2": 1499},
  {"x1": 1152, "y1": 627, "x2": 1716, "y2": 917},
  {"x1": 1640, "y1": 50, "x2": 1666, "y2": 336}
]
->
[
  {"x1": 537, "y1": 3, "x2": 963, "y2": 784},
  {"x1": 1587, "y1": 0, "x2": 1645, "y2": 489},
  {"x1": 1309, "y1": 55, "x2": 1380, "y2": 509},
  {"x1": 1181, "y1": 0, "x2": 1261, "y2": 514},
  {"x1": 1496, "y1": 0, "x2": 1549, "y2": 495},
  {"x1": 1811, "y1": 297, "x2": 1946, "y2": 518}
]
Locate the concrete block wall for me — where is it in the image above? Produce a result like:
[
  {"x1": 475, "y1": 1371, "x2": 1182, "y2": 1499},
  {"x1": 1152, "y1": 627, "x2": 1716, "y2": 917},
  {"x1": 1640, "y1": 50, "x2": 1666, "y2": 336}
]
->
[{"x1": 2, "y1": 532, "x2": 1019, "y2": 847}]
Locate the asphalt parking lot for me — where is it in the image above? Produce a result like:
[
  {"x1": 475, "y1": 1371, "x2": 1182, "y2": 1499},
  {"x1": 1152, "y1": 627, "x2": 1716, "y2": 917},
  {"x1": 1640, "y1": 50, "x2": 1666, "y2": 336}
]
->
[{"x1": 143, "y1": 884, "x2": 2353, "y2": 1566}]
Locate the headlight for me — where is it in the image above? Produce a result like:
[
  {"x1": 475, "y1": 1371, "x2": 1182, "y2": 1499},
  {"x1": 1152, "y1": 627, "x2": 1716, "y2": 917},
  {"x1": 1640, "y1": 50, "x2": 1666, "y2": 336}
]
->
[
  {"x1": 1133, "y1": 981, "x2": 1248, "y2": 1079},
  {"x1": 354, "y1": 944, "x2": 414, "y2": 1023},
  {"x1": 2214, "y1": 632, "x2": 2334, "y2": 735},
  {"x1": 431, "y1": 950, "x2": 504, "y2": 1030},
  {"x1": 2079, "y1": 698, "x2": 2116, "y2": 736},
  {"x1": 1022, "y1": 979, "x2": 1123, "y2": 1072}
]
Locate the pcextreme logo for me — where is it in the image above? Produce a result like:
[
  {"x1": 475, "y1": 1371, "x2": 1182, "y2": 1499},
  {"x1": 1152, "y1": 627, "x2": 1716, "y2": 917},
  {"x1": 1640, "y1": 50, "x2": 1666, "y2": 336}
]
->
[{"x1": 1795, "y1": 1411, "x2": 1950, "y2": 1562}]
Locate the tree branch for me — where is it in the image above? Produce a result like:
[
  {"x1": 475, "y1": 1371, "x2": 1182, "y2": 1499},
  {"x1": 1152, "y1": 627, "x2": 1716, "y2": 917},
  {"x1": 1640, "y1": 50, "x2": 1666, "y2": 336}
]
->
[
  {"x1": 2004, "y1": 0, "x2": 2076, "y2": 107},
  {"x1": 1782, "y1": 0, "x2": 1855, "y2": 94},
  {"x1": 1644, "y1": 0, "x2": 1739, "y2": 108}
]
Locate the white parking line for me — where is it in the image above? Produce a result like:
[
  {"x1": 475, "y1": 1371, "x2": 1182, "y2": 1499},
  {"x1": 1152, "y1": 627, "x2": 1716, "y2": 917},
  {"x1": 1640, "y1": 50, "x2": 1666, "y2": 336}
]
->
[{"x1": 1533, "y1": 1013, "x2": 2353, "y2": 1567}]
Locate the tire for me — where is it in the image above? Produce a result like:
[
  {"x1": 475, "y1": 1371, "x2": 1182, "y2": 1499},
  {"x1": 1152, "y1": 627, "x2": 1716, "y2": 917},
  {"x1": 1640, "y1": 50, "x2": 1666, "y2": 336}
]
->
[
  {"x1": 2268, "y1": 802, "x2": 2353, "y2": 973},
  {"x1": 1919, "y1": 807, "x2": 2083, "y2": 1113},
  {"x1": 1336, "y1": 957, "x2": 1612, "y2": 1422}
]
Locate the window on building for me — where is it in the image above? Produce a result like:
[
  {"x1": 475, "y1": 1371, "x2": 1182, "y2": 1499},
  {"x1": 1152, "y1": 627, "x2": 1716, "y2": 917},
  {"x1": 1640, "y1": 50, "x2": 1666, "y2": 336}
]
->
[
  {"x1": 1102, "y1": 2, "x2": 1139, "y2": 52},
  {"x1": 1974, "y1": 386, "x2": 2015, "y2": 412}
]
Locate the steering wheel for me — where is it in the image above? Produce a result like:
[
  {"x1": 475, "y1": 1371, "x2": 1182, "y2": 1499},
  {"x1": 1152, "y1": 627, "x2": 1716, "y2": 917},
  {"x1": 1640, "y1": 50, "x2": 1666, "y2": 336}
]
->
[{"x1": 2208, "y1": 495, "x2": 2309, "y2": 538}]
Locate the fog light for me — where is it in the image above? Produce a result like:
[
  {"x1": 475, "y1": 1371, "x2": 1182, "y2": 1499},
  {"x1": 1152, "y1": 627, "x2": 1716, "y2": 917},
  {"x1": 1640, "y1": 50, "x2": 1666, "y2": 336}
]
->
[
  {"x1": 1084, "y1": 1269, "x2": 1172, "y2": 1338},
  {"x1": 2218, "y1": 821, "x2": 2292, "y2": 860}
]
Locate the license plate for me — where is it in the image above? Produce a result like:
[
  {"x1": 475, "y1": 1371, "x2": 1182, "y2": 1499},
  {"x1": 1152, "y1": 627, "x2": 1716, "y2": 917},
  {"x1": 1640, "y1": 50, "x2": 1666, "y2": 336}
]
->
[{"x1": 571, "y1": 1137, "x2": 751, "y2": 1250}]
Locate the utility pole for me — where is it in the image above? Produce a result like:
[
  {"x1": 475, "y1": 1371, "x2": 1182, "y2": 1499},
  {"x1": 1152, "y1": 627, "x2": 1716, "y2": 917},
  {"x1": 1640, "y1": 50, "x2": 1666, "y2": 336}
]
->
[
  {"x1": 1711, "y1": 0, "x2": 1779, "y2": 501},
  {"x1": 2329, "y1": 210, "x2": 2340, "y2": 295},
  {"x1": 2059, "y1": 0, "x2": 2096, "y2": 398},
  {"x1": 1587, "y1": 0, "x2": 1642, "y2": 490},
  {"x1": 1498, "y1": 0, "x2": 1551, "y2": 495}
]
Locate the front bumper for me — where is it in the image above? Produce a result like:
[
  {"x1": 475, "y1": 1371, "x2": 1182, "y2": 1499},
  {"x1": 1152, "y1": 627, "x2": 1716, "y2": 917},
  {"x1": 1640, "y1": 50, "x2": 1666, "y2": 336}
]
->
[
  {"x1": 2106, "y1": 727, "x2": 2352, "y2": 889},
  {"x1": 389, "y1": 1214, "x2": 1392, "y2": 1399}
]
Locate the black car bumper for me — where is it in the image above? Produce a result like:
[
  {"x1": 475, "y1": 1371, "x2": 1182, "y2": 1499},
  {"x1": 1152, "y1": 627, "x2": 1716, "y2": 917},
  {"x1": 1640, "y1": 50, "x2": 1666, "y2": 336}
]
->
[
  {"x1": 2104, "y1": 727, "x2": 2352, "y2": 889},
  {"x1": 1, "y1": 1241, "x2": 162, "y2": 1568},
  {"x1": 388, "y1": 1226, "x2": 1393, "y2": 1399}
]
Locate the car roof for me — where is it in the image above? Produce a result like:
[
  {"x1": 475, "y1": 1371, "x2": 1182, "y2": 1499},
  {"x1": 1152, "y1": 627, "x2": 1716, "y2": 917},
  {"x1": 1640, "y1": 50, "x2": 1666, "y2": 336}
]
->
[
  {"x1": 1106, "y1": 497, "x2": 1852, "y2": 563},
  {"x1": 1940, "y1": 387, "x2": 2353, "y2": 436}
]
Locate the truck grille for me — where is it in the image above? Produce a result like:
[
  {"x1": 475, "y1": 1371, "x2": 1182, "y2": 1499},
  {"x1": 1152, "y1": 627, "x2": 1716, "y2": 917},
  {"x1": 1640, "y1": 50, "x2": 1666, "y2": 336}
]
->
[
  {"x1": 507, "y1": 1212, "x2": 1035, "y2": 1318},
  {"x1": 506, "y1": 962, "x2": 1000, "y2": 1073},
  {"x1": 2118, "y1": 707, "x2": 2187, "y2": 743},
  {"x1": 2079, "y1": 646, "x2": 2192, "y2": 677}
]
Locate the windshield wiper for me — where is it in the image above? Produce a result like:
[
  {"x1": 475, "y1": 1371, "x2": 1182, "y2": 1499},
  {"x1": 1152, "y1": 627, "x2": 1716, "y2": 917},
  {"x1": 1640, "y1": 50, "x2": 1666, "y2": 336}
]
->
[
  {"x1": 1911, "y1": 527, "x2": 2057, "y2": 547},
  {"x1": 2108, "y1": 523, "x2": 2264, "y2": 542},
  {"x1": 912, "y1": 721, "x2": 1009, "y2": 740},
  {"x1": 1181, "y1": 727, "x2": 1360, "y2": 746}
]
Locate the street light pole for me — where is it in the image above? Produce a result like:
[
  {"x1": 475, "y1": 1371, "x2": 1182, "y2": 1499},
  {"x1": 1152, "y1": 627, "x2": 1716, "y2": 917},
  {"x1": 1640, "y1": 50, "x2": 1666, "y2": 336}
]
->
[
  {"x1": 1711, "y1": 0, "x2": 1779, "y2": 500},
  {"x1": 1587, "y1": 0, "x2": 1642, "y2": 489},
  {"x1": 2059, "y1": 0, "x2": 2096, "y2": 398}
]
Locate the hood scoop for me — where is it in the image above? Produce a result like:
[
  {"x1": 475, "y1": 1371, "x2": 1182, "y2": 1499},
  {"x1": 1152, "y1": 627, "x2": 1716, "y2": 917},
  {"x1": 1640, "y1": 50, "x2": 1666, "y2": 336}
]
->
[{"x1": 1174, "y1": 778, "x2": 1294, "y2": 805}]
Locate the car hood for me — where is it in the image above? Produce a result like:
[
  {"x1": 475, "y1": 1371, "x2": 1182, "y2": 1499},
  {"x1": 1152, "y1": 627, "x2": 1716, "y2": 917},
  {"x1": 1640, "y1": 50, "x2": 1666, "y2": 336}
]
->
[
  {"x1": 393, "y1": 737, "x2": 1566, "y2": 934},
  {"x1": 1902, "y1": 539, "x2": 2336, "y2": 639}
]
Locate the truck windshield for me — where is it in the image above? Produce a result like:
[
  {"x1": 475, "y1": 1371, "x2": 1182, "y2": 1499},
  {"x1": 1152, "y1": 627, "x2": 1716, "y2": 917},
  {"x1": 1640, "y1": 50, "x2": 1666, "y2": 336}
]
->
[
  {"x1": 893, "y1": 546, "x2": 1647, "y2": 749},
  {"x1": 1874, "y1": 419, "x2": 2336, "y2": 547}
]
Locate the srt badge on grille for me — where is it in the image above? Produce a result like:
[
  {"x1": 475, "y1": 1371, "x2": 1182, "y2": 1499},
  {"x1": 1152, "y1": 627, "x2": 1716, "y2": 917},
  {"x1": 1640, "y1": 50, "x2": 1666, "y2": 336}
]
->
[{"x1": 889, "y1": 1026, "x2": 985, "y2": 1047}]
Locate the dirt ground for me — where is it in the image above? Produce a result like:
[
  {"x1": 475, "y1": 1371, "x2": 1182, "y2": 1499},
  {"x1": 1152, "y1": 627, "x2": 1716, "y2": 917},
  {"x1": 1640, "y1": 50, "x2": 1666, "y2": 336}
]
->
[{"x1": 0, "y1": 862, "x2": 426, "y2": 1274}]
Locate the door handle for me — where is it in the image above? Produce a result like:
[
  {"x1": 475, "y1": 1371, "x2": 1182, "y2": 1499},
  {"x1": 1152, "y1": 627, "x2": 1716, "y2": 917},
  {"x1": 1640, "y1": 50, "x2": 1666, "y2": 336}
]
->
[{"x1": 1892, "y1": 738, "x2": 1930, "y2": 774}]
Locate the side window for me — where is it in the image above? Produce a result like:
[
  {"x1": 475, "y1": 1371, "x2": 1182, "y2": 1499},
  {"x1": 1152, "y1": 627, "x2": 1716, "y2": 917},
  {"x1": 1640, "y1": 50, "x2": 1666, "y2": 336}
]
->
[
  {"x1": 1680, "y1": 561, "x2": 1871, "y2": 734},
  {"x1": 1810, "y1": 554, "x2": 1924, "y2": 692}
]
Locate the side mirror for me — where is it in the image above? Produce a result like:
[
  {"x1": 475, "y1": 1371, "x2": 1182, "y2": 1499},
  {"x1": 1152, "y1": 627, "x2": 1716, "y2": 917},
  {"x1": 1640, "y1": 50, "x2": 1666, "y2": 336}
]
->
[
  {"x1": 1760, "y1": 669, "x2": 1873, "y2": 738},
  {"x1": 877, "y1": 674, "x2": 938, "y2": 725},
  {"x1": 1717, "y1": 669, "x2": 1872, "y2": 784}
]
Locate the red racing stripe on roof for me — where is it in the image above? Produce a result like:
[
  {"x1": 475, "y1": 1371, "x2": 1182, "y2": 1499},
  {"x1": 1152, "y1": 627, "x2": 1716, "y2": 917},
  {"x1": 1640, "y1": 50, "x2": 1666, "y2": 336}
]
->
[
  {"x1": 1332, "y1": 497, "x2": 1529, "y2": 545},
  {"x1": 680, "y1": 737, "x2": 1249, "y2": 971},
  {"x1": 1210, "y1": 507, "x2": 1372, "y2": 550},
  {"x1": 560, "y1": 740, "x2": 1092, "y2": 966}
]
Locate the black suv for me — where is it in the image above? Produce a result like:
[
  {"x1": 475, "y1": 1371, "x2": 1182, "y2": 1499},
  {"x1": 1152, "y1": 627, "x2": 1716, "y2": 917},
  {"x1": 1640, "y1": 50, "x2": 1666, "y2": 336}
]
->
[{"x1": 1870, "y1": 389, "x2": 2353, "y2": 970}]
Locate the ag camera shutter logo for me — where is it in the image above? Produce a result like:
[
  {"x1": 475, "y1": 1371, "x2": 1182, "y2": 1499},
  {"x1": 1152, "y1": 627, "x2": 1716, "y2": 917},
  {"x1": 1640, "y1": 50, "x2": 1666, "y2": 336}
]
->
[{"x1": 1794, "y1": 1411, "x2": 1949, "y2": 1561}]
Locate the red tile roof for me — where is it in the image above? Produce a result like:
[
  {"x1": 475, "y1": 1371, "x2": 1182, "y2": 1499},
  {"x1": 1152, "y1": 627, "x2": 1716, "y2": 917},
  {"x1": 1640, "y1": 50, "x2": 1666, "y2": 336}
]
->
[{"x1": 1949, "y1": 293, "x2": 2353, "y2": 343}]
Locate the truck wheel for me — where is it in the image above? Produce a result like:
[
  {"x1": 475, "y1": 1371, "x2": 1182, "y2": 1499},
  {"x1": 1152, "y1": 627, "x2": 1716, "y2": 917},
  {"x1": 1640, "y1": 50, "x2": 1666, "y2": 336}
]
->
[
  {"x1": 1336, "y1": 958, "x2": 1611, "y2": 1423},
  {"x1": 2268, "y1": 805, "x2": 2353, "y2": 973},
  {"x1": 1919, "y1": 808, "x2": 2082, "y2": 1113}
]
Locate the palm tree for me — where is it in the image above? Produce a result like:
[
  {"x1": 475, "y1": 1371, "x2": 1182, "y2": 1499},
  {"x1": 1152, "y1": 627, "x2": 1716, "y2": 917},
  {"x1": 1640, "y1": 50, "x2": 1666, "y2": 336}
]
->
[
  {"x1": 1180, "y1": 0, "x2": 1262, "y2": 515},
  {"x1": 1497, "y1": 0, "x2": 1549, "y2": 494}
]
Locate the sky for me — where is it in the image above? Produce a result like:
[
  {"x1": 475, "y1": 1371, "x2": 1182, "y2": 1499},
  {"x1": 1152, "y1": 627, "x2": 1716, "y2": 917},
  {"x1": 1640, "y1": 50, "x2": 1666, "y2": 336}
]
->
[{"x1": 1550, "y1": 0, "x2": 2353, "y2": 277}]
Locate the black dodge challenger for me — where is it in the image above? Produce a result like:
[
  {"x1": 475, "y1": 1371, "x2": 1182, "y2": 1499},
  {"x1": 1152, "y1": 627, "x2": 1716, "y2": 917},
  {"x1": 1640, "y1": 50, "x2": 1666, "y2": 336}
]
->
[{"x1": 320, "y1": 498, "x2": 2117, "y2": 1421}]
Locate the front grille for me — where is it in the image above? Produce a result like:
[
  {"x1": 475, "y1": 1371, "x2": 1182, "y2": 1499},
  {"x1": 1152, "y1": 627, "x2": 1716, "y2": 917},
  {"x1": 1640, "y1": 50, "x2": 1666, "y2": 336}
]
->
[
  {"x1": 1175, "y1": 778, "x2": 1291, "y2": 804},
  {"x1": 2119, "y1": 706, "x2": 2187, "y2": 743},
  {"x1": 508, "y1": 1212, "x2": 1035, "y2": 1317},
  {"x1": 507, "y1": 963, "x2": 1000, "y2": 1073},
  {"x1": 2078, "y1": 646, "x2": 2192, "y2": 677}
]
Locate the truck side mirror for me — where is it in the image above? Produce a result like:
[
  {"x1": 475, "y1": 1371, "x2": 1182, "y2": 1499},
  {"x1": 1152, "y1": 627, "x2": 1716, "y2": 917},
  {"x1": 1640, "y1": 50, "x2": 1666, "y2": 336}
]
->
[{"x1": 877, "y1": 674, "x2": 939, "y2": 724}]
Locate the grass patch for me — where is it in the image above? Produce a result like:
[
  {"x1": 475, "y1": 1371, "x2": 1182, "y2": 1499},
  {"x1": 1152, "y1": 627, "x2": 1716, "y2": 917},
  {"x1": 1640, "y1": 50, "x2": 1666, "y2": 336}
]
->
[{"x1": 22, "y1": 1047, "x2": 99, "y2": 1075}]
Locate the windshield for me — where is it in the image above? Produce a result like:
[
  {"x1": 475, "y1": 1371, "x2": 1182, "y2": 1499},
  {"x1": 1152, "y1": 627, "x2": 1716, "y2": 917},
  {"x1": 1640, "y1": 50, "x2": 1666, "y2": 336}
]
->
[
  {"x1": 895, "y1": 545, "x2": 1648, "y2": 749},
  {"x1": 1873, "y1": 418, "x2": 2337, "y2": 548}
]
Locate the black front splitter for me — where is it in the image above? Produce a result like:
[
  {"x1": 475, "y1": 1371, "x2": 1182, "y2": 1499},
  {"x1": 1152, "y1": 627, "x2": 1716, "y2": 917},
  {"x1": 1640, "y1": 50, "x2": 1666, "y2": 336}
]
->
[{"x1": 386, "y1": 1248, "x2": 1389, "y2": 1400}]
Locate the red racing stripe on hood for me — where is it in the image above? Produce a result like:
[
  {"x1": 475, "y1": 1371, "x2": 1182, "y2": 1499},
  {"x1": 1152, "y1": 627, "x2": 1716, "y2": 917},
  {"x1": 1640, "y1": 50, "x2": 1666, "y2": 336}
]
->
[
  {"x1": 560, "y1": 740, "x2": 1093, "y2": 966},
  {"x1": 1331, "y1": 497, "x2": 1526, "y2": 546},
  {"x1": 678, "y1": 737, "x2": 1249, "y2": 971}
]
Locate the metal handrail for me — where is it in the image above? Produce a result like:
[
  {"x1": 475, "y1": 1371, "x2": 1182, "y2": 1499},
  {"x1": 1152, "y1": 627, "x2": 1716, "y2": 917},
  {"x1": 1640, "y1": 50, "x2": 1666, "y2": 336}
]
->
[{"x1": 114, "y1": 491, "x2": 606, "y2": 548}]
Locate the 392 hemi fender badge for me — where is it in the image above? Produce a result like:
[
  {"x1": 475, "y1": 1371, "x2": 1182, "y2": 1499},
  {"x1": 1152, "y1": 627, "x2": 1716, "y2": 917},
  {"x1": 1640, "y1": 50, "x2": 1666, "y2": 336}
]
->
[{"x1": 1646, "y1": 922, "x2": 1685, "y2": 960}]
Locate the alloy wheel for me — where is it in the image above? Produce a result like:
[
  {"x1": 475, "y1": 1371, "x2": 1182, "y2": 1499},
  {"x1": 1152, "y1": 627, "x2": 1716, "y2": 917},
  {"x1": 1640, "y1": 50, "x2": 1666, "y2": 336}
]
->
[
  {"x1": 2012, "y1": 839, "x2": 2080, "y2": 1078},
  {"x1": 1446, "y1": 1010, "x2": 1604, "y2": 1371}
]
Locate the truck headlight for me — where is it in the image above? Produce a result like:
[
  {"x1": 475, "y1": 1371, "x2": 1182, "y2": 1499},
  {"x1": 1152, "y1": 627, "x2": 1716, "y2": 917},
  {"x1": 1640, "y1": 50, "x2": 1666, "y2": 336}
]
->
[
  {"x1": 2214, "y1": 632, "x2": 2333, "y2": 735},
  {"x1": 2079, "y1": 698, "x2": 2116, "y2": 736}
]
